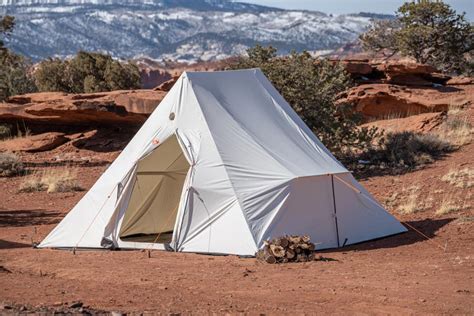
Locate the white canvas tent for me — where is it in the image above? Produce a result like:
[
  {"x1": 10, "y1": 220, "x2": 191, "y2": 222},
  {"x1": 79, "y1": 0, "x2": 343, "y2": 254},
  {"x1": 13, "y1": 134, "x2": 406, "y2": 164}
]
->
[{"x1": 39, "y1": 69, "x2": 406, "y2": 255}]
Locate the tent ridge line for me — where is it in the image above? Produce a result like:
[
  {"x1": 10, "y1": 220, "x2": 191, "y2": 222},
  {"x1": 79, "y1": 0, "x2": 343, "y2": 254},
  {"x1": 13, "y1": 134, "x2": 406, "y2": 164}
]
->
[{"x1": 190, "y1": 78, "x2": 295, "y2": 178}]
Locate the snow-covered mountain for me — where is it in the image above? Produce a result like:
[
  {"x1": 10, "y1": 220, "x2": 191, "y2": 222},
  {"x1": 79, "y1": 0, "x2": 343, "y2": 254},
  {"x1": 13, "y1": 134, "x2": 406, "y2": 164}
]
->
[{"x1": 0, "y1": 0, "x2": 379, "y2": 62}]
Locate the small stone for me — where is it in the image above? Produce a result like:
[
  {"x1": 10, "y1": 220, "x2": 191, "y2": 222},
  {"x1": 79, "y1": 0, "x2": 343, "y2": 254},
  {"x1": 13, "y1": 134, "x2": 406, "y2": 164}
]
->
[
  {"x1": 1, "y1": 303, "x2": 12, "y2": 310},
  {"x1": 70, "y1": 301, "x2": 83, "y2": 308}
]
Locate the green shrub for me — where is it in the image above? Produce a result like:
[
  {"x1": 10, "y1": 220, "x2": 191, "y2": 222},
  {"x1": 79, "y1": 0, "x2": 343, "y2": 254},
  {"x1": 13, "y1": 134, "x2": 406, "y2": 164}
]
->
[
  {"x1": 35, "y1": 51, "x2": 141, "y2": 93},
  {"x1": 0, "y1": 152, "x2": 24, "y2": 177},
  {"x1": 230, "y1": 45, "x2": 380, "y2": 158}
]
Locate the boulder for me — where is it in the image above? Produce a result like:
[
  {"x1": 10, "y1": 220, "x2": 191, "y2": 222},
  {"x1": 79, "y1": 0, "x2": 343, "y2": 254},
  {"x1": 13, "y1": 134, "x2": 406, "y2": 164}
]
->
[
  {"x1": 339, "y1": 60, "x2": 373, "y2": 76},
  {"x1": 376, "y1": 61, "x2": 439, "y2": 86},
  {"x1": 0, "y1": 90, "x2": 166, "y2": 126},
  {"x1": 383, "y1": 74, "x2": 434, "y2": 86},
  {"x1": 0, "y1": 132, "x2": 68, "y2": 152},
  {"x1": 360, "y1": 112, "x2": 447, "y2": 134},
  {"x1": 376, "y1": 61, "x2": 437, "y2": 75},
  {"x1": 446, "y1": 76, "x2": 474, "y2": 86},
  {"x1": 153, "y1": 75, "x2": 180, "y2": 92}
]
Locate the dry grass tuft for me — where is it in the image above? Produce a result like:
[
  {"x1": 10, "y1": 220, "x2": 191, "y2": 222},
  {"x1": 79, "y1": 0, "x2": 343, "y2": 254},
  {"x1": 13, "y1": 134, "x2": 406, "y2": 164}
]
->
[
  {"x1": 436, "y1": 116, "x2": 473, "y2": 147},
  {"x1": 0, "y1": 152, "x2": 24, "y2": 177},
  {"x1": 436, "y1": 198, "x2": 462, "y2": 215},
  {"x1": 441, "y1": 168, "x2": 474, "y2": 189},
  {"x1": 19, "y1": 176, "x2": 46, "y2": 192},
  {"x1": 397, "y1": 186, "x2": 421, "y2": 215},
  {"x1": 19, "y1": 168, "x2": 83, "y2": 193}
]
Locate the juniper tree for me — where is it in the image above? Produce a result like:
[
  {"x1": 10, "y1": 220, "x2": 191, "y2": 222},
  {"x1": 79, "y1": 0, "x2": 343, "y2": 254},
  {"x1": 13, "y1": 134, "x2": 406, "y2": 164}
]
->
[{"x1": 360, "y1": 0, "x2": 474, "y2": 75}]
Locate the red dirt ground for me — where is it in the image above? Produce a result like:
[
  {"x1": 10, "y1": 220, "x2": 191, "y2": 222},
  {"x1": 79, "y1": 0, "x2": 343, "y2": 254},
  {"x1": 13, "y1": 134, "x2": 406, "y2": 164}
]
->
[{"x1": 1, "y1": 113, "x2": 473, "y2": 314}]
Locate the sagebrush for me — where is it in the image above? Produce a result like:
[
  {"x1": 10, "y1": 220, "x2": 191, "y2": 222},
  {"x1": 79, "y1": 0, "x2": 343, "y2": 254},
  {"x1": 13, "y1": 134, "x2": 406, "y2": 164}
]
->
[
  {"x1": 0, "y1": 151, "x2": 24, "y2": 177},
  {"x1": 359, "y1": 131, "x2": 453, "y2": 169}
]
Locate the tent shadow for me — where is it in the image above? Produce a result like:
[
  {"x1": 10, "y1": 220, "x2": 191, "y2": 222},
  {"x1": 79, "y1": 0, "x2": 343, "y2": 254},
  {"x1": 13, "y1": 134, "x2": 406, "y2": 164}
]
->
[
  {"x1": 0, "y1": 209, "x2": 63, "y2": 227},
  {"x1": 0, "y1": 239, "x2": 31, "y2": 250},
  {"x1": 320, "y1": 218, "x2": 454, "y2": 253}
]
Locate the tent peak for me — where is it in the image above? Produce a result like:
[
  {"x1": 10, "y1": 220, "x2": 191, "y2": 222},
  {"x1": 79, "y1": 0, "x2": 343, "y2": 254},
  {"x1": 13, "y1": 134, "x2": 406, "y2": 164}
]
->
[{"x1": 182, "y1": 68, "x2": 262, "y2": 78}]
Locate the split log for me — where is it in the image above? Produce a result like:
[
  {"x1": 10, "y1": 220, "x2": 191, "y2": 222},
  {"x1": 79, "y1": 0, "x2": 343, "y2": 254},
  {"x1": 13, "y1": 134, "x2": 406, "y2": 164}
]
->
[
  {"x1": 264, "y1": 253, "x2": 277, "y2": 264},
  {"x1": 270, "y1": 245, "x2": 286, "y2": 258},
  {"x1": 286, "y1": 248, "x2": 295, "y2": 259}
]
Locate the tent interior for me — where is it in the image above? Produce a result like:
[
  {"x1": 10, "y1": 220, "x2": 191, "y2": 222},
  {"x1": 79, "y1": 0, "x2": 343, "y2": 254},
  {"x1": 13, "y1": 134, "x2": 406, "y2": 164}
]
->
[{"x1": 119, "y1": 134, "x2": 190, "y2": 244}]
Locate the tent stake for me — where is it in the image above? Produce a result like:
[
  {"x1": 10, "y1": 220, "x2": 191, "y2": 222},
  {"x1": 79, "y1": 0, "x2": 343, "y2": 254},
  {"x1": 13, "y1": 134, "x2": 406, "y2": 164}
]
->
[{"x1": 330, "y1": 175, "x2": 341, "y2": 247}]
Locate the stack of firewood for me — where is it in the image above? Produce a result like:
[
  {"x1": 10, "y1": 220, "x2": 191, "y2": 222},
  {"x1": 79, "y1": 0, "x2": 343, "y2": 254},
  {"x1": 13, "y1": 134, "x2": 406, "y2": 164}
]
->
[{"x1": 256, "y1": 235, "x2": 316, "y2": 264}]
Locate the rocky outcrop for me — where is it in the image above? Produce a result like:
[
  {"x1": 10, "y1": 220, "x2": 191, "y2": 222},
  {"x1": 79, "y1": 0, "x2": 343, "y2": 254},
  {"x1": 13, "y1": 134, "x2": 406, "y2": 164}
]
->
[
  {"x1": 360, "y1": 112, "x2": 447, "y2": 134},
  {"x1": 447, "y1": 76, "x2": 474, "y2": 85},
  {"x1": 0, "y1": 132, "x2": 68, "y2": 152},
  {"x1": 335, "y1": 58, "x2": 474, "y2": 121},
  {"x1": 0, "y1": 90, "x2": 166, "y2": 126},
  {"x1": 338, "y1": 59, "x2": 451, "y2": 86},
  {"x1": 140, "y1": 68, "x2": 172, "y2": 89},
  {"x1": 338, "y1": 83, "x2": 473, "y2": 120}
]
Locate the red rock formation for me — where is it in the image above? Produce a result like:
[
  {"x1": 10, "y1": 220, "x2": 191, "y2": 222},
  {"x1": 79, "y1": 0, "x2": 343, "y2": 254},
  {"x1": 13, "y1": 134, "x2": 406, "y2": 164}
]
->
[
  {"x1": 0, "y1": 132, "x2": 68, "y2": 152},
  {"x1": 140, "y1": 68, "x2": 172, "y2": 89},
  {"x1": 0, "y1": 90, "x2": 166, "y2": 126},
  {"x1": 154, "y1": 76, "x2": 180, "y2": 92},
  {"x1": 360, "y1": 112, "x2": 447, "y2": 134},
  {"x1": 447, "y1": 77, "x2": 474, "y2": 85},
  {"x1": 338, "y1": 83, "x2": 473, "y2": 120}
]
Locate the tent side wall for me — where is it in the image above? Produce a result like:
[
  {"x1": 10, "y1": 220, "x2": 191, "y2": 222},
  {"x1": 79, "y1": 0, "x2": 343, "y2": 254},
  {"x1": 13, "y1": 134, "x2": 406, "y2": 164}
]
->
[
  {"x1": 258, "y1": 175, "x2": 340, "y2": 249},
  {"x1": 38, "y1": 77, "x2": 186, "y2": 249},
  {"x1": 332, "y1": 173, "x2": 407, "y2": 246}
]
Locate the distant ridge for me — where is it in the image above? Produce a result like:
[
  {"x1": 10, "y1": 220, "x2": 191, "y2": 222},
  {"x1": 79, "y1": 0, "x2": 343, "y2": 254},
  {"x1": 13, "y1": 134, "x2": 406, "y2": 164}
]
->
[{"x1": 0, "y1": 0, "x2": 377, "y2": 62}]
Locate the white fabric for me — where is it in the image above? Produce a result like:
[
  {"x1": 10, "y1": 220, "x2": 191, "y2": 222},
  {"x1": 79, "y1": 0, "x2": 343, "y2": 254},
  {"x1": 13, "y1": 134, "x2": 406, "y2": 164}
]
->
[{"x1": 39, "y1": 69, "x2": 406, "y2": 255}]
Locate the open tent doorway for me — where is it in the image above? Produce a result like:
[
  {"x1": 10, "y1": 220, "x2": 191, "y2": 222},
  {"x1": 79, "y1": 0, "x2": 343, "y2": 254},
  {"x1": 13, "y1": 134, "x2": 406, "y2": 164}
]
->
[{"x1": 119, "y1": 134, "x2": 190, "y2": 244}]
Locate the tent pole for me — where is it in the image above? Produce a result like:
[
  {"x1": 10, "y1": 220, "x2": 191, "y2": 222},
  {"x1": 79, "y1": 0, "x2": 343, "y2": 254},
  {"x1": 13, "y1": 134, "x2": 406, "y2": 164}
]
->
[{"x1": 330, "y1": 175, "x2": 341, "y2": 247}]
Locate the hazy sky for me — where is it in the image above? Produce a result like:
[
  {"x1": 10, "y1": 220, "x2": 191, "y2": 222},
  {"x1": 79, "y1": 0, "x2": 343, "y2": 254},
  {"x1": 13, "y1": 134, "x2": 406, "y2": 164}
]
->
[{"x1": 243, "y1": 0, "x2": 474, "y2": 20}]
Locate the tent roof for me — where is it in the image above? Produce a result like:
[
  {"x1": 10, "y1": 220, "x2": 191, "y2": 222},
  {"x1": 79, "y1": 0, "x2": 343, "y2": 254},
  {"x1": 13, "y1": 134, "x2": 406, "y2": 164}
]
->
[{"x1": 185, "y1": 68, "x2": 348, "y2": 180}]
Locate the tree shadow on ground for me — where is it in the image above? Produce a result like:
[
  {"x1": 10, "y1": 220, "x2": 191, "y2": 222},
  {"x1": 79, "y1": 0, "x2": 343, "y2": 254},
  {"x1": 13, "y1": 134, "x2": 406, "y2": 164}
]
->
[
  {"x1": 350, "y1": 159, "x2": 451, "y2": 180},
  {"x1": 0, "y1": 239, "x2": 31, "y2": 250},
  {"x1": 321, "y1": 218, "x2": 454, "y2": 253},
  {"x1": 0, "y1": 209, "x2": 63, "y2": 227}
]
